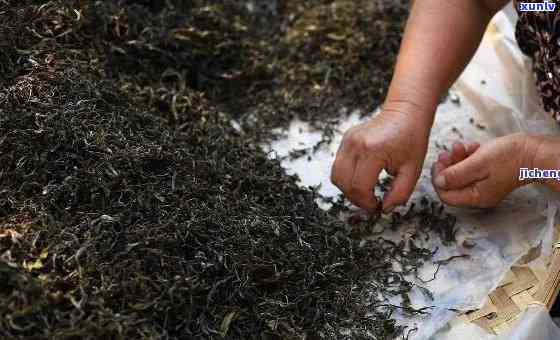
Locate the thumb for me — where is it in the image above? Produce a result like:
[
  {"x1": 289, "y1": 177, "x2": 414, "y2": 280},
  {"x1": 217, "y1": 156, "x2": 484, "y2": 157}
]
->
[
  {"x1": 382, "y1": 165, "x2": 417, "y2": 212},
  {"x1": 434, "y1": 151, "x2": 488, "y2": 190}
]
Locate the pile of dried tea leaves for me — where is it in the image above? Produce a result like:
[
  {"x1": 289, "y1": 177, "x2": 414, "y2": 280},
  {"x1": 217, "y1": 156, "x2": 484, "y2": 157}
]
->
[
  {"x1": 79, "y1": 0, "x2": 410, "y2": 144},
  {"x1": 0, "y1": 1, "x2": 463, "y2": 339}
]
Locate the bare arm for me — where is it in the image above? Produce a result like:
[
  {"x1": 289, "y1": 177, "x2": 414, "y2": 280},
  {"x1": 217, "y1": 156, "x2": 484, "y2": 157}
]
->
[
  {"x1": 530, "y1": 135, "x2": 560, "y2": 192},
  {"x1": 385, "y1": 0, "x2": 510, "y2": 126}
]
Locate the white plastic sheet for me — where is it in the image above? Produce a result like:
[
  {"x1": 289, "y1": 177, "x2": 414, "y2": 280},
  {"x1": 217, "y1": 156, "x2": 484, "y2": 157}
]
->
[{"x1": 265, "y1": 3, "x2": 560, "y2": 339}]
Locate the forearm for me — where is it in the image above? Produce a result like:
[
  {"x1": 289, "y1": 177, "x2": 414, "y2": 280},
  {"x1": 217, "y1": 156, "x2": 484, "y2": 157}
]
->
[
  {"x1": 384, "y1": 0, "x2": 508, "y2": 126},
  {"x1": 526, "y1": 135, "x2": 560, "y2": 191}
]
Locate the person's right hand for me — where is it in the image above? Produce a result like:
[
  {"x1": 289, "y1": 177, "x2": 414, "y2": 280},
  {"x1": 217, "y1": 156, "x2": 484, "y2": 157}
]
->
[{"x1": 330, "y1": 105, "x2": 432, "y2": 213}]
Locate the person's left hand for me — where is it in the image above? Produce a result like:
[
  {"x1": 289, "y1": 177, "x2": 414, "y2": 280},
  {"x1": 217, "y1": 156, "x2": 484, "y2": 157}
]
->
[{"x1": 432, "y1": 133, "x2": 537, "y2": 208}]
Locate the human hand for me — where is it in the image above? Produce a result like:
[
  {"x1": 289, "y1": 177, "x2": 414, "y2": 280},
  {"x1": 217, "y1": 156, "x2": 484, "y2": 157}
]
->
[
  {"x1": 432, "y1": 133, "x2": 537, "y2": 208},
  {"x1": 331, "y1": 106, "x2": 431, "y2": 212}
]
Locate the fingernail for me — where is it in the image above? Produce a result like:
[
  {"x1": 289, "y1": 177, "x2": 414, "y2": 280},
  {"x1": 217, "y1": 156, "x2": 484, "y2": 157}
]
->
[{"x1": 434, "y1": 174, "x2": 446, "y2": 189}]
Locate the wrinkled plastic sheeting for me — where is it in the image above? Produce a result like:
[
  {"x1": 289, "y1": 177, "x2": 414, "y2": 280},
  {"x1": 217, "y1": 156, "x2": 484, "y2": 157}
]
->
[{"x1": 265, "y1": 3, "x2": 560, "y2": 339}]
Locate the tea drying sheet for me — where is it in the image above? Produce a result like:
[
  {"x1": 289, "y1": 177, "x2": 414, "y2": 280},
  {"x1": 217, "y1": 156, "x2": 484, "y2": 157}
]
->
[{"x1": 265, "y1": 4, "x2": 560, "y2": 340}]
